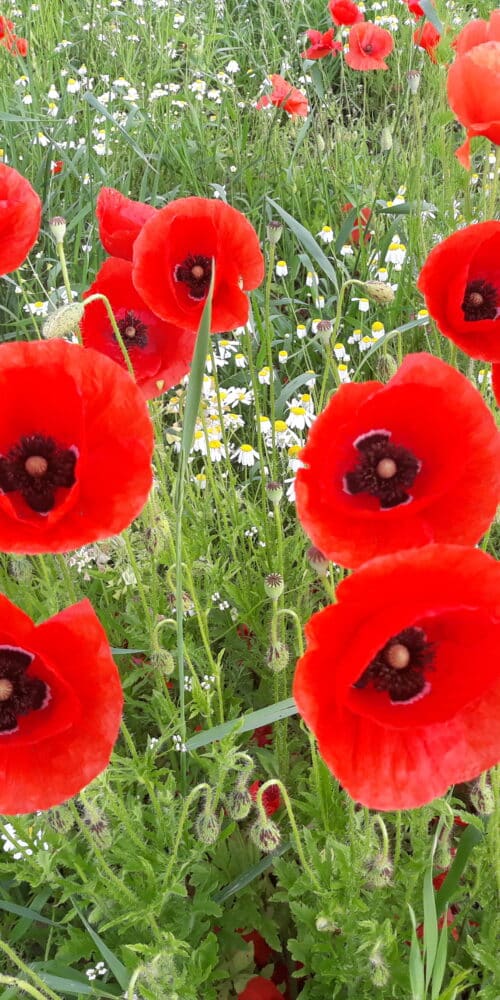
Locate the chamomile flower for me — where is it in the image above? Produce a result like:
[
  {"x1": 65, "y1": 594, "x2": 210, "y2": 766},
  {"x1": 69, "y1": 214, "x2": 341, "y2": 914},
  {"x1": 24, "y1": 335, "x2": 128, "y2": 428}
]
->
[
  {"x1": 258, "y1": 367, "x2": 272, "y2": 385},
  {"x1": 286, "y1": 405, "x2": 314, "y2": 431},
  {"x1": 278, "y1": 350, "x2": 288, "y2": 364},
  {"x1": 276, "y1": 260, "x2": 288, "y2": 277},
  {"x1": 233, "y1": 444, "x2": 259, "y2": 467},
  {"x1": 208, "y1": 439, "x2": 226, "y2": 462},
  {"x1": 296, "y1": 324, "x2": 307, "y2": 339},
  {"x1": 371, "y1": 321, "x2": 385, "y2": 340},
  {"x1": 234, "y1": 353, "x2": 247, "y2": 368},
  {"x1": 318, "y1": 225, "x2": 334, "y2": 244}
]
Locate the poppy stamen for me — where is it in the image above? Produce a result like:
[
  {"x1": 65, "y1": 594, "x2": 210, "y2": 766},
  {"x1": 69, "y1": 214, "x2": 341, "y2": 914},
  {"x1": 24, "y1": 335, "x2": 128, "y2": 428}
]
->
[
  {"x1": 117, "y1": 311, "x2": 148, "y2": 348},
  {"x1": 0, "y1": 434, "x2": 77, "y2": 514},
  {"x1": 0, "y1": 647, "x2": 48, "y2": 733},
  {"x1": 344, "y1": 430, "x2": 421, "y2": 509},
  {"x1": 461, "y1": 279, "x2": 498, "y2": 322},
  {"x1": 354, "y1": 626, "x2": 434, "y2": 703},
  {"x1": 174, "y1": 254, "x2": 212, "y2": 300},
  {"x1": 25, "y1": 455, "x2": 48, "y2": 478}
]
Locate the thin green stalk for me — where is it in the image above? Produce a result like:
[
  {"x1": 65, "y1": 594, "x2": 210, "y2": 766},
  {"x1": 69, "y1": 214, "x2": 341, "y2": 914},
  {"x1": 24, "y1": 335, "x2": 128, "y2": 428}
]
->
[
  {"x1": 83, "y1": 292, "x2": 135, "y2": 380},
  {"x1": 0, "y1": 940, "x2": 60, "y2": 1000}
]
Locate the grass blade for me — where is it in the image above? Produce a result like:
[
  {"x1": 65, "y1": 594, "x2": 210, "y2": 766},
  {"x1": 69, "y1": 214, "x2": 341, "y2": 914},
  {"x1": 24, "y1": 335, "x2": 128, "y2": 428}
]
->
[
  {"x1": 72, "y1": 903, "x2": 129, "y2": 990},
  {"x1": 266, "y1": 197, "x2": 338, "y2": 290},
  {"x1": 185, "y1": 697, "x2": 298, "y2": 750}
]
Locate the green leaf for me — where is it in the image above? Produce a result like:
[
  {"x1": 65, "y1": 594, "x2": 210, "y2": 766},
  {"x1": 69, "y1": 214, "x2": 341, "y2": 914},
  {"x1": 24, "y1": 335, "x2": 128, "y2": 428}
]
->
[
  {"x1": 35, "y1": 972, "x2": 121, "y2": 997},
  {"x1": 72, "y1": 903, "x2": 129, "y2": 990},
  {"x1": 110, "y1": 648, "x2": 145, "y2": 655},
  {"x1": 82, "y1": 93, "x2": 157, "y2": 171},
  {"x1": 185, "y1": 698, "x2": 298, "y2": 750},
  {"x1": 408, "y1": 905, "x2": 425, "y2": 1000},
  {"x1": 214, "y1": 840, "x2": 292, "y2": 902},
  {"x1": 418, "y1": 0, "x2": 444, "y2": 35},
  {"x1": 0, "y1": 899, "x2": 57, "y2": 926},
  {"x1": 431, "y1": 922, "x2": 449, "y2": 1000},
  {"x1": 266, "y1": 197, "x2": 338, "y2": 291},
  {"x1": 435, "y1": 823, "x2": 484, "y2": 915},
  {"x1": 275, "y1": 371, "x2": 318, "y2": 417},
  {"x1": 423, "y1": 865, "x2": 438, "y2": 989}
]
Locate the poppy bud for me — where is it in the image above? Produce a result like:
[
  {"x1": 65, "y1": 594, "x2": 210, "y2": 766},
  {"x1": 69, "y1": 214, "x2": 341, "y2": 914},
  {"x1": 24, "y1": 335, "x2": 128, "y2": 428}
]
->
[
  {"x1": 194, "y1": 793, "x2": 221, "y2": 845},
  {"x1": 375, "y1": 355, "x2": 398, "y2": 383},
  {"x1": 470, "y1": 775, "x2": 495, "y2": 816},
  {"x1": 82, "y1": 803, "x2": 112, "y2": 849},
  {"x1": 47, "y1": 806, "x2": 75, "y2": 834},
  {"x1": 264, "y1": 572, "x2": 284, "y2": 600},
  {"x1": 365, "y1": 852, "x2": 394, "y2": 888},
  {"x1": 306, "y1": 545, "x2": 330, "y2": 577},
  {"x1": 316, "y1": 318, "x2": 333, "y2": 346},
  {"x1": 49, "y1": 215, "x2": 67, "y2": 244},
  {"x1": 315, "y1": 915, "x2": 340, "y2": 933},
  {"x1": 267, "y1": 220, "x2": 283, "y2": 244},
  {"x1": 265, "y1": 641, "x2": 289, "y2": 673},
  {"x1": 226, "y1": 786, "x2": 253, "y2": 821},
  {"x1": 266, "y1": 480, "x2": 283, "y2": 505},
  {"x1": 363, "y1": 280, "x2": 395, "y2": 305},
  {"x1": 434, "y1": 827, "x2": 454, "y2": 871},
  {"x1": 151, "y1": 648, "x2": 175, "y2": 676},
  {"x1": 8, "y1": 556, "x2": 32, "y2": 582},
  {"x1": 250, "y1": 816, "x2": 281, "y2": 852},
  {"x1": 369, "y1": 946, "x2": 389, "y2": 987},
  {"x1": 42, "y1": 301, "x2": 84, "y2": 340},
  {"x1": 380, "y1": 127, "x2": 393, "y2": 152},
  {"x1": 407, "y1": 69, "x2": 421, "y2": 95}
]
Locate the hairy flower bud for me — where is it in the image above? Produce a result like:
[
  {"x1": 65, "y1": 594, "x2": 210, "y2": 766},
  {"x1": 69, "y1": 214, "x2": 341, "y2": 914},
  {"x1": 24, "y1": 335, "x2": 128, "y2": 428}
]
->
[
  {"x1": 42, "y1": 302, "x2": 84, "y2": 340},
  {"x1": 82, "y1": 803, "x2": 111, "y2": 849},
  {"x1": 380, "y1": 127, "x2": 393, "y2": 152},
  {"x1": 315, "y1": 915, "x2": 340, "y2": 933},
  {"x1": 250, "y1": 816, "x2": 281, "y2": 853},
  {"x1": 363, "y1": 281, "x2": 395, "y2": 305},
  {"x1": 150, "y1": 648, "x2": 175, "y2": 676},
  {"x1": 47, "y1": 805, "x2": 75, "y2": 834},
  {"x1": 226, "y1": 786, "x2": 253, "y2": 821},
  {"x1": 470, "y1": 775, "x2": 495, "y2": 816},
  {"x1": 265, "y1": 641, "x2": 289, "y2": 673},
  {"x1": 316, "y1": 318, "x2": 333, "y2": 346},
  {"x1": 370, "y1": 947, "x2": 390, "y2": 988},
  {"x1": 365, "y1": 852, "x2": 394, "y2": 888},
  {"x1": 375, "y1": 355, "x2": 398, "y2": 383},
  {"x1": 49, "y1": 215, "x2": 67, "y2": 245}
]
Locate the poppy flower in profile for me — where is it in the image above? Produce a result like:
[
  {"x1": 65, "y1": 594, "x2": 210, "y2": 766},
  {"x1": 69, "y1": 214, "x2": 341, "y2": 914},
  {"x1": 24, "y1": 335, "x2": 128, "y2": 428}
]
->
[
  {"x1": 238, "y1": 977, "x2": 283, "y2": 1000},
  {"x1": 0, "y1": 339, "x2": 154, "y2": 553},
  {"x1": 295, "y1": 353, "x2": 500, "y2": 568},
  {"x1": 132, "y1": 197, "x2": 265, "y2": 334},
  {"x1": 447, "y1": 12, "x2": 500, "y2": 167},
  {"x1": 301, "y1": 29, "x2": 342, "y2": 59},
  {"x1": 255, "y1": 75, "x2": 309, "y2": 117},
  {"x1": 341, "y1": 202, "x2": 372, "y2": 243},
  {"x1": 96, "y1": 187, "x2": 157, "y2": 261},
  {"x1": 81, "y1": 257, "x2": 196, "y2": 398},
  {"x1": 414, "y1": 22, "x2": 441, "y2": 62},
  {"x1": 345, "y1": 22, "x2": 394, "y2": 70},
  {"x1": 417, "y1": 221, "x2": 500, "y2": 360},
  {"x1": 293, "y1": 544, "x2": 500, "y2": 811},
  {"x1": 0, "y1": 596, "x2": 122, "y2": 815},
  {"x1": 329, "y1": 0, "x2": 364, "y2": 26},
  {"x1": 0, "y1": 164, "x2": 41, "y2": 276}
]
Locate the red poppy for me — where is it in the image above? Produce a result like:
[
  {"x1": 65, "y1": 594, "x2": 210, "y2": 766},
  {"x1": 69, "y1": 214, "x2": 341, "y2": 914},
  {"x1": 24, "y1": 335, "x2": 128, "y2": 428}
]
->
[
  {"x1": 13, "y1": 35, "x2": 28, "y2": 57},
  {"x1": 251, "y1": 723, "x2": 273, "y2": 747},
  {"x1": 491, "y1": 363, "x2": 500, "y2": 405},
  {"x1": 293, "y1": 544, "x2": 500, "y2": 811},
  {"x1": 81, "y1": 257, "x2": 196, "y2": 399},
  {"x1": 255, "y1": 74, "x2": 309, "y2": 117},
  {"x1": 403, "y1": 0, "x2": 425, "y2": 18},
  {"x1": 417, "y1": 909, "x2": 459, "y2": 941},
  {"x1": 447, "y1": 12, "x2": 500, "y2": 168},
  {"x1": 238, "y1": 977, "x2": 283, "y2": 1000},
  {"x1": 0, "y1": 339, "x2": 154, "y2": 553},
  {"x1": 301, "y1": 28, "x2": 342, "y2": 59},
  {"x1": 96, "y1": 187, "x2": 157, "y2": 261},
  {"x1": 51, "y1": 160, "x2": 64, "y2": 175},
  {"x1": 0, "y1": 596, "x2": 122, "y2": 814},
  {"x1": 250, "y1": 780, "x2": 281, "y2": 816},
  {"x1": 414, "y1": 22, "x2": 441, "y2": 62},
  {"x1": 417, "y1": 222, "x2": 500, "y2": 360},
  {"x1": 295, "y1": 353, "x2": 500, "y2": 568},
  {"x1": 329, "y1": 0, "x2": 364, "y2": 26},
  {"x1": 132, "y1": 197, "x2": 264, "y2": 334},
  {"x1": 240, "y1": 930, "x2": 273, "y2": 968},
  {"x1": 345, "y1": 21, "x2": 394, "y2": 70},
  {"x1": 341, "y1": 202, "x2": 372, "y2": 243},
  {"x1": 0, "y1": 164, "x2": 41, "y2": 276}
]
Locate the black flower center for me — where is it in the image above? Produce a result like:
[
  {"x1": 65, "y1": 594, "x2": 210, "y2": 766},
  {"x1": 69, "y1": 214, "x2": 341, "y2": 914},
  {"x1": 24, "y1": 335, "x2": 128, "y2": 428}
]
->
[
  {"x1": 354, "y1": 627, "x2": 434, "y2": 703},
  {"x1": 343, "y1": 431, "x2": 421, "y2": 509},
  {"x1": 174, "y1": 254, "x2": 212, "y2": 300},
  {"x1": 0, "y1": 646, "x2": 49, "y2": 734},
  {"x1": 116, "y1": 311, "x2": 148, "y2": 349},
  {"x1": 0, "y1": 434, "x2": 77, "y2": 514},
  {"x1": 364, "y1": 43, "x2": 373, "y2": 52},
  {"x1": 461, "y1": 279, "x2": 498, "y2": 322}
]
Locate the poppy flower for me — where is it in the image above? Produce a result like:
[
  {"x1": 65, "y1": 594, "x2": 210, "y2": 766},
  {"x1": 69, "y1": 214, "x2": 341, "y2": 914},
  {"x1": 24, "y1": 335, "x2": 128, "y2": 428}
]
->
[
  {"x1": 51, "y1": 160, "x2": 64, "y2": 175},
  {"x1": 0, "y1": 164, "x2": 41, "y2": 276},
  {"x1": 238, "y1": 977, "x2": 283, "y2": 1000},
  {"x1": 341, "y1": 202, "x2": 372, "y2": 243},
  {"x1": 96, "y1": 187, "x2": 157, "y2": 261},
  {"x1": 0, "y1": 596, "x2": 122, "y2": 814},
  {"x1": 250, "y1": 780, "x2": 281, "y2": 816},
  {"x1": 414, "y1": 22, "x2": 441, "y2": 62},
  {"x1": 403, "y1": 0, "x2": 425, "y2": 18},
  {"x1": 329, "y1": 0, "x2": 364, "y2": 26},
  {"x1": 301, "y1": 29, "x2": 342, "y2": 60},
  {"x1": 293, "y1": 544, "x2": 500, "y2": 811},
  {"x1": 417, "y1": 222, "x2": 500, "y2": 360},
  {"x1": 240, "y1": 930, "x2": 273, "y2": 968},
  {"x1": 81, "y1": 257, "x2": 196, "y2": 399},
  {"x1": 295, "y1": 353, "x2": 500, "y2": 568},
  {"x1": 132, "y1": 196, "x2": 265, "y2": 334},
  {"x1": 255, "y1": 74, "x2": 309, "y2": 117},
  {"x1": 447, "y1": 12, "x2": 500, "y2": 168},
  {"x1": 345, "y1": 22, "x2": 394, "y2": 70},
  {"x1": 416, "y1": 909, "x2": 459, "y2": 941},
  {"x1": 0, "y1": 339, "x2": 154, "y2": 553}
]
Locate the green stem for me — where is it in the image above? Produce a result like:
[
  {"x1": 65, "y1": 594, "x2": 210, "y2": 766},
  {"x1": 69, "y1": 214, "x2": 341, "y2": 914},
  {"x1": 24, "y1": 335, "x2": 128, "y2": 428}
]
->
[
  {"x1": 56, "y1": 241, "x2": 75, "y2": 315},
  {"x1": 257, "y1": 779, "x2": 322, "y2": 892},
  {"x1": 0, "y1": 940, "x2": 60, "y2": 1000},
  {"x1": 83, "y1": 292, "x2": 136, "y2": 380}
]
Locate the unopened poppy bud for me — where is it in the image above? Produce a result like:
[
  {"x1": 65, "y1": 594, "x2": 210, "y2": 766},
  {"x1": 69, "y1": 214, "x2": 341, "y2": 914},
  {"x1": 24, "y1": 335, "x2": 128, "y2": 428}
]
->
[
  {"x1": 250, "y1": 816, "x2": 281, "y2": 852},
  {"x1": 434, "y1": 827, "x2": 454, "y2": 870},
  {"x1": 267, "y1": 220, "x2": 283, "y2": 244},
  {"x1": 363, "y1": 280, "x2": 395, "y2": 305},
  {"x1": 8, "y1": 556, "x2": 33, "y2": 583},
  {"x1": 365, "y1": 852, "x2": 394, "y2": 888},
  {"x1": 316, "y1": 134, "x2": 326, "y2": 153},
  {"x1": 264, "y1": 572, "x2": 284, "y2": 600},
  {"x1": 82, "y1": 803, "x2": 111, "y2": 849},
  {"x1": 316, "y1": 318, "x2": 333, "y2": 346},
  {"x1": 42, "y1": 301, "x2": 84, "y2": 340},
  {"x1": 47, "y1": 805, "x2": 75, "y2": 834},
  {"x1": 407, "y1": 69, "x2": 421, "y2": 95},
  {"x1": 375, "y1": 355, "x2": 398, "y2": 382},
  {"x1": 150, "y1": 648, "x2": 175, "y2": 676},
  {"x1": 194, "y1": 805, "x2": 221, "y2": 845},
  {"x1": 306, "y1": 545, "x2": 329, "y2": 578},
  {"x1": 265, "y1": 641, "x2": 289, "y2": 673},
  {"x1": 49, "y1": 215, "x2": 67, "y2": 244},
  {"x1": 315, "y1": 915, "x2": 340, "y2": 933},
  {"x1": 266, "y1": 480, "x2": 283, "y2": 505},
  {"x1": 470, "y1": 774, "x2": 495, "y2": 816},
  {"x1": 369, "y1": 946, "x2": 389, "y2": 988},
  {"x1": 226, "y1": 786, "x2": 253, "y2": 821},
  {"x1": 380, "y1": 127, "x2": 393, "y2": 152}
]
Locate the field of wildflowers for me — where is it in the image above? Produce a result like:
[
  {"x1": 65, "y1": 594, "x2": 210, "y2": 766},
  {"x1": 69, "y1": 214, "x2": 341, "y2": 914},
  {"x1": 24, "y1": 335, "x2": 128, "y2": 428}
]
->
[{"x1": 0, "y1": 0, "x2": 499, "y2": 997}]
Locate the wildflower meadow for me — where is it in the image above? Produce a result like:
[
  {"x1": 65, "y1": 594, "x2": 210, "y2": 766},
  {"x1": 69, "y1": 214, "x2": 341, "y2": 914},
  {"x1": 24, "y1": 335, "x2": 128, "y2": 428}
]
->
[{"x1": 1, "y1": 0, "x2": 500, "y2": 997}]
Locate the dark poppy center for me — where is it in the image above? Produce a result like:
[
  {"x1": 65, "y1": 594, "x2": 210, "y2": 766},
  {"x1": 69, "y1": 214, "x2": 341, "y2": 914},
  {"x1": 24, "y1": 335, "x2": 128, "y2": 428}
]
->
[
  {"x1": 174, "y1": 254, "x2": 212, "y2": 301},
  {"x1": 461, "y1": 279, "x2": 498, "y2": 321},
  {"x1": 0, "y1": 646, "x2": 48, "y2": 734},
  {"x1": 0, "y1": 434, "x2": 77, "y2": 514},
  {"x1": 354, "y1": 627, "x2": 434, "y2": 703},
  {"x1": 363, "y1": 43, "x2": 373, "y2": 52},
  {"x1": 116, "y1": 311, "x2": 148, "y2": 349},
  {"x1": 343, "y1": 431, "x2": 421, "y2": 509}
]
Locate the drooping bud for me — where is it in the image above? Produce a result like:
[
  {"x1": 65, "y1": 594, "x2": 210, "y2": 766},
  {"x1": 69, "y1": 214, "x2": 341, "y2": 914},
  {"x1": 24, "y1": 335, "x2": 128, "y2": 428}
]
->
[
  {"x1": 369, "y1": 945, "x2": 390, "y2": 988},
  {"x1": 380, "y1": 127, "x2": 393, "y2": 152},
  {"x1": 264, "y1": 572, "x2": 284, "y2": 601},
  {"x1": 470, "y1": 773, "x2": 495, "y2": 816},
  {"x1": 49, "y1": 215, "x2": 67, "y2": 245},
  {"x1": 306, "y1": 545, "x2": 329, "y2": 578},
  {"x1": 316, "y1": 915, "x2": 341, "y2": 934},
  {"x1": 363, "y1": 280, "x2": 395, "y2": 305},
  {"x1": 194, "y1": 809, "x2": 221, "y2": 845},
  {"x1": 82, "y1": 802, "x2": 111, "y2": 849},
  {"x1": 267, "y1": 220, "x2": 283, "y2": 244},
  {"x1": 316, "y1": 318, "x2": 333, "y2": 346},
  {"x1": 434, "y1": 826, "x2": 454, "y2": 871},
  {"x1": 266, "y1": 481, "x2": 283, "y2": 505},
  {"x1": 364, "y1": 852, "x2": 394, "y2": 888},
  {"x1": 42, "y1": 302, "x2": 85, "y2": 340},
  {"x1": 375, "y1": 355, "x2": 398, "y2": 383},
  {"x1": 226, "y1": 786, "x2": 253, "y2": 821},
  {"x1": 250, "y1": 816, "x2": 281, "y2": 853},
  {"x1": 47, "y1": 805, "x2": 75, "y2": 834},
  {"x1": 150, "y1": 648, "x2": 175, "y2": 676},
  {"x1": 407, "y1": 69, "x2": 421, "y2": 95},
  {"x1": 265, "y1": 641, "x2": 289, "y2": 673}
]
